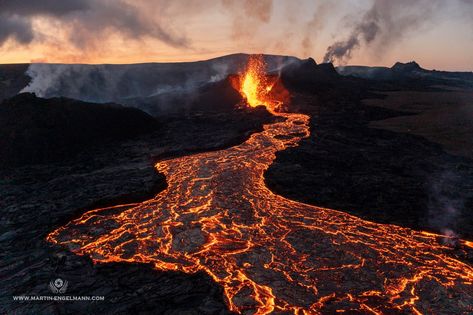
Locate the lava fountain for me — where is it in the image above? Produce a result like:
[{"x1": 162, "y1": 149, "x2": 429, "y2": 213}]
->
[
  {"x1": 230, "y1": 54, "x2": 289, "y2": 112},
  {"x1": 47, "y1": 56, "x2": 473, "y2": 314}
]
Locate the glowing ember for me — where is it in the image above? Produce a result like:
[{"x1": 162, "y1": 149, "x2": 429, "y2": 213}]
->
[
  {"x1": 231, "y1": 55, "x2": 287, "y2": 112},
  {"x1": 47, "y1": 111, "x2": 473, "y2": 314}
]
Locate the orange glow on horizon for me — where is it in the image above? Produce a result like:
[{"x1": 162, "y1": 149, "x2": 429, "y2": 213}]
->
[{"x1": 0, "y1": 1, "x2": 472, "y2": 71}]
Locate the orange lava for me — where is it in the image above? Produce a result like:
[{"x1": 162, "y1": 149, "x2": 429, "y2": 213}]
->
[
  {"x1": 47, "y1": 57, "x2": 473, "y2": 314},
  {"x1": 47, "y1": 112, "x2": 473, "y2": 314},
  {"x1": 230, "y1": 54, "x2": 288, "y2": 112}
]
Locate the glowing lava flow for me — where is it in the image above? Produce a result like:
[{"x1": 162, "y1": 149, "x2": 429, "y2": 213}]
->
[{"x1": 47, "y1": 59, "x2": 473, "y2": 314}]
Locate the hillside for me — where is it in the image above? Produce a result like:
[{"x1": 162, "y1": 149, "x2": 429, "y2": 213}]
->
[{"x1": 0, "y1": 93, "x2": 158, "y2": 167}]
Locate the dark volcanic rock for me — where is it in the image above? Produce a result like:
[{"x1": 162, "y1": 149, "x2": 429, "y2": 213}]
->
[
  {"x1": 190, "y1": 77, "x2": 242, "y2": 112},
  {"x1": 337, "y1": 61, "x2": 473, "y2": 89},
  {"x1": 281, "y1": 58, "x2": 339, "y2": 92},
  {"x1": 131, "y1": 76, "x2": 243, "y2": 116},
  {"x1": 0, "y1": 93, "x2": 158, "y2": 167},
  {"x1": 266, "y1": 86, "x2": 473, "y2": 240},
  {"x1": 268, "y1": 61, "x2": 473, "y2": 242}
]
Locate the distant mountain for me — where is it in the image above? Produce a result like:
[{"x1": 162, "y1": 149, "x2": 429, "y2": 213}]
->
[
  {"x1": 391, "y1": 61, "x2": 423, "y2": 73},
  {"x1": 0, "y1": 93, "x2": 158, "y2": 167},
  {"x1": 337, "y1": 62, "x2": 473, "y2": 88},
  {"x1": 279, "y1": 57, "x2": 372, "y2": 109}
]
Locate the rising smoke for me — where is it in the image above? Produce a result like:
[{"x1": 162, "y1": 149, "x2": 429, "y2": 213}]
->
[
  {"x1": 20, "y1": 61, "x2": 234, "y2": 113},
  {"x1": 20, "y1": 54, "x2": 297, "y2": 115},
  {"x1": 426, "y1": 171, "x2": 468, "y2": 245},
  {"x1": 323, "y1": 0, "x2": 443, "y2": 64},
  {"x1": 323, "y1": 0, "x2": 473, "y2": 64}
]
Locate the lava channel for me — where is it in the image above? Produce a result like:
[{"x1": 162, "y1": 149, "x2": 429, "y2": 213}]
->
[{"x1": 47, "y1": 111, "x2": 473, "y2": 314}]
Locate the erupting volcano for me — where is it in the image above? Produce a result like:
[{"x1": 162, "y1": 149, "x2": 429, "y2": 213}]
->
[
  {"x1": 47, "y1": 56, "x2": 473, "y2": 314},
  {"x1": 230, "y1": 55, "x2": 289, "y2": 112}
]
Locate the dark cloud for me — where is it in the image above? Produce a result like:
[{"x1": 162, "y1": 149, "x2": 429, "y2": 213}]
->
[
  {"x1": 0, "y1": 15, "x2": 33, "y2": 44},
  {"x1": 65, "y1": 1, "x2": 188, "y2": 48},
  {"x1": 0, "y1": 0, "x2": 188, "y2": 48},
  {"x1": 0, "y1": 0, "x2": 89, "y2": 16}
]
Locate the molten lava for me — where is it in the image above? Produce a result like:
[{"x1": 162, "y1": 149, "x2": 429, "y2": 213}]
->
[
  {"x1": 241, "y1": 55, "x2": 269, "y2": 108},
  {"x1": 47, "y1": 56, "x2": 473, "y2": 314},
  {"x1": 231, "y1": 54, "x2": 288, "y2": 112}
]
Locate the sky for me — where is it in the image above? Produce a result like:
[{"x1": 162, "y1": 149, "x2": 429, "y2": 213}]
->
[{"x1": 0, "y1": 0, "x2": 472, "y2": 70}]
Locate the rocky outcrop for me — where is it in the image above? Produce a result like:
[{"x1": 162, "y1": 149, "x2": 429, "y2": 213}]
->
[
  {"x1": 281, "y1": 58, "x2": 340, "y2": 92},
  {"x1": 0, "y1": 93, "x2": 158, "y2": 167}
]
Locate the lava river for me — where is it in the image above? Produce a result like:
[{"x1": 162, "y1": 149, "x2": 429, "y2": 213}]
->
[{"x1": 47, "y1": 110, "x2": 473, "y2": 314}]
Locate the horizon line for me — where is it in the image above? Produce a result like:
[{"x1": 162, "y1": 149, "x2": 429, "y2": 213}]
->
[{"x1": 0, "y1": 53, "x2": 472, "y2": 73}]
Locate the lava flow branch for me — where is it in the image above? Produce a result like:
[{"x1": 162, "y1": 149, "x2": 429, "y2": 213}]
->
[{"x1": 48, "y1": 55, "x2": 473, "y2": 314}]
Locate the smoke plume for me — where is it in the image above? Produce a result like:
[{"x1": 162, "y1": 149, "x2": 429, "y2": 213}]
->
[
  {"x1": 323, "y1": 0, "x2": 443, "y2": 64},
  {"x1": 427, "y1": 171, "x2": 466, "y2": 244}
]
